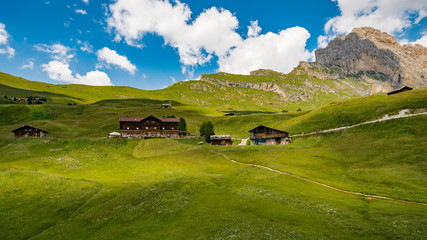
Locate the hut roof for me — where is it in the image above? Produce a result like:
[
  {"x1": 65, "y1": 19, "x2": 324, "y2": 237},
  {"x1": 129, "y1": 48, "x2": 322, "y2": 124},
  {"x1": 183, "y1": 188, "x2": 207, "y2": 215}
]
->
[
  {"x1": 387, "y1": 86, "x2": 413, "y2": 95},
  {"x1": 248, "y1": 125, "x2": 288, "y2": 134},
  {"x1": 119, "y1": 115, "x2": 180, "y2": 123},
  {"x1": 11, "y1": 125, "x2": 48, "y2": 133},
  {"x1": 210, "y1": 135, "x2": 231, "y2": 140}
]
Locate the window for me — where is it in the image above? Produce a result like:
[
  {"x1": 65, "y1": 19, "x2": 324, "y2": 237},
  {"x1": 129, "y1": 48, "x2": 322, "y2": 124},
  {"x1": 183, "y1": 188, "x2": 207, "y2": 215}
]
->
[
  {"x1": 146, "y1": 127, "x2": 148, "y2": 130},
  {"x1": 136, "y1": 127, "x2": 139, "y2": 130},
  {"x1": 127, "y1": 127, "x2": 129, "y2": 130},
  {"x1": 172, "y1": 127, "x2": 174, "y2": 130},
  {"x1": 162, "y1": 127, "x2": 165, "y2": 130},
  {"x1": 154, "y1": 127, "x2": 156, "y2": 129}
]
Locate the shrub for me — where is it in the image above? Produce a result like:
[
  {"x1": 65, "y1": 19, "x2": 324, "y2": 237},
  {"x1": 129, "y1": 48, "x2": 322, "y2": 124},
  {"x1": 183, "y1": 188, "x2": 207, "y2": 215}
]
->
[
  {"x1": 297, "y1": 108, "x2": 302, "y2": 112},
  {"x1": 246, "y1": 139, "x2": 251, "y2": 145},
  {"x1": 282, "y1": 110, "x2": 288, "y2": 113}
]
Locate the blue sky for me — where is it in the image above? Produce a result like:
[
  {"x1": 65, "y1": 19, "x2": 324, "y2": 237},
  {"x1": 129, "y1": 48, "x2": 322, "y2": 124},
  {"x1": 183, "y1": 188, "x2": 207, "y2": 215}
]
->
[{"x1": 0, "y1": 0, "x2": 426, "y2": 89}]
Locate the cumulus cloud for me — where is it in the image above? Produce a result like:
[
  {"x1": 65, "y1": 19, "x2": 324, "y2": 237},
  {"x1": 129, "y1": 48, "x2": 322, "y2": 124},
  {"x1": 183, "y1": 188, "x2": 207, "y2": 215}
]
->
[
  {"x1": 77, "y1": 40, "x2": 93, "y2": 52},
  {"x1": 247, "y1": 20, "x2": 262, "y2": 38},
  {"x1": 41, "y1": 60, "x2": 112, "y2": 86},
  {"x1": 106, "y1": 0, "x2": 241, "y2": 69},
  {"x1": 401, "y1": 34, "x2": 427, "y2": 47},
  {"x1": 106, "y1": 0, "x2": 315, "y2": 75},
  {"x1": 34, "y1": 43, "x2": 74, "y2": 61},
  {"x1": 96, "y1": 47, "x2": 137, "y2": 74},
  {"x1": 0, "y1": 22, "x2": 15, "y2": 58},
  {"x1": 82, "y1": 0, "x2": 89, "y2": 4},
  {"x1": 36, "y1": 42, "x2": 112, "y2": 85},
  {"x1": 21, "y1": 59, "x2": 34, "y2": 70},
  {"x1": 319, "y1": 0, "x2": 427, "y2": 47},
  {"x1": 219, "y1": 27, "x2": 312, "y2": 74},
  {"x1": 75, "y1": 9, "x2": 87, "y2": 15}
]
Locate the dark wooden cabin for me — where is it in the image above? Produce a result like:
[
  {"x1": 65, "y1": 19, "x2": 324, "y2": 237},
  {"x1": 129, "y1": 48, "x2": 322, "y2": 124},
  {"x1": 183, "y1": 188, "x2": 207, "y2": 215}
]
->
[
  {"x1": 387, "y1": 86, "x2": 413, "y2": 95},
  {"x1": 11, "y1": 125, "x2": 48, "y2": 138},
  {"x1": 249, "y1": 125, "x2": 291, "y2": 145},
  {"x1": 210, "y1": 135, "x2": 231, "y2": 145},
  {"x1": 119, "y1": 115, "x2": 180, "y2": 138}
]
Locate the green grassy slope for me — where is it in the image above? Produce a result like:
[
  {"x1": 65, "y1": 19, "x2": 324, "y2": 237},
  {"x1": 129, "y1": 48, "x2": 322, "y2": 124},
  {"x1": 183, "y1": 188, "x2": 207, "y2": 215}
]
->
[
  {"x1": 0, "y1": 68, "x2": 369, "y2": 115},
  {"x1": 1, "y1": 117, "x2": 426, "y2": 239},
  {"x1": 0, "y1": 72, "x2": 426, "y2": 239}
]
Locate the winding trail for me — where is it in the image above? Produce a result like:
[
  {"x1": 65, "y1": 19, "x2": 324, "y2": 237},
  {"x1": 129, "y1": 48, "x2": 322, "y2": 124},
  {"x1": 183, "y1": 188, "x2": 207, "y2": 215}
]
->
[
  {"x1": 209, "y1": 149, "x2": 427, "y2": 206},
  {"x1": 291, "y1": 110, "x2": 427, "y2": 137}
]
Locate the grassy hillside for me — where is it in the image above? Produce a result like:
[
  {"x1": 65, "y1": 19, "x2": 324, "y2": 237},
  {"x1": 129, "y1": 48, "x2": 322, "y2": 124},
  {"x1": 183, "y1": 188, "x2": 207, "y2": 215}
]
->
[
  {"x1": 0, "y1": 69, "x2": 369, "y2": 115},
  {"x1": 1, "y1": 116, "x2": 426, "y2": 239},
  {"x1": 0, "y1": 71, "x2": 426, "y2": 239}
]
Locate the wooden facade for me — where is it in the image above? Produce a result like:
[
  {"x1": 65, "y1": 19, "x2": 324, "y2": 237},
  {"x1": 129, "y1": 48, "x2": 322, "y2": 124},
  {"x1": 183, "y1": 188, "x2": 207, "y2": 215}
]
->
[
  {"x1": 11, "y1": 125, "x2": 48, "y2": 138},
  {"x1": 387, "y1": 86, "x2": 413, "y2": 95},
  {"x1": 210, "y1": 135, "x2": 231, "y2": 145},
  {"x1": 249, "y1": 125, "x2": 291, "y2": 145},
  {"x1": 119, "y1": 115, "x2": 179, "y2": 138}
]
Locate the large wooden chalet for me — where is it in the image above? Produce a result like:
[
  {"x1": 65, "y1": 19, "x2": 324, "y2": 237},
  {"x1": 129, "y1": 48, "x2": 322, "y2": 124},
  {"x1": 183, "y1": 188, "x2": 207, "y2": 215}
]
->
[
  {"x1": 119, "y1": 115, "x2": 180, "y2": 138},
  {"x1": 11, "y1": 125, "x2": 48, "y2": 138},
  {"x1": 249, "y1": 125, "x2": 291, "y2": 145}
]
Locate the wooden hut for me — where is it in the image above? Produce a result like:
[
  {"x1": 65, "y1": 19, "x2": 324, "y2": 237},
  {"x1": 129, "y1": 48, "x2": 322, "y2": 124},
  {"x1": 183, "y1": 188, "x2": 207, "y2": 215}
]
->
[
  {"x1": 387, "y1": 86, "x2": 413, "y2": 95},
  {"x1": 11, "y1": 125, "x2": 48, "y2": 138},
  {"x1": 119, "y1": 115, "x2": 180, "y2": 138},
  {"x1": 249, "y1": 125, "x2": 291, "y2": 145},
  {"x1": 210, "y1": 135, "x2": 231, "y2": 145}
]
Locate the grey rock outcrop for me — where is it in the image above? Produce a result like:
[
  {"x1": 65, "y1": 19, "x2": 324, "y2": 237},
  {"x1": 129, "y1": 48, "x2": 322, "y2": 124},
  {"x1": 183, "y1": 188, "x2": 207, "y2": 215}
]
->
[{"x1": 313, "y1": 27, "x2": 427, "y2": 93}]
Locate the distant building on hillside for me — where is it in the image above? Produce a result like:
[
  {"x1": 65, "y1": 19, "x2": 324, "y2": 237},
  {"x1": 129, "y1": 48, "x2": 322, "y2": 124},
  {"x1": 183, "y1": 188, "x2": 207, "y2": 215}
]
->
[
  {"x1": 249, "y1": 125, "x2": 291, "y2": 145},
  {"x1": 210, "y1": 135, "x2": 232, "y2": 145},
  {"x1": 119, "y1": 115, "x2": 179, "y2": 138},
  {"x1": 387, "y1": 86, "x2": 413, "y2": 95},
  {"x1": 11, "y1": 125, "x2": 48, "y2": 138},
  {"x1": 162, "y1": 101, "x2": 172, "y2": 108}
]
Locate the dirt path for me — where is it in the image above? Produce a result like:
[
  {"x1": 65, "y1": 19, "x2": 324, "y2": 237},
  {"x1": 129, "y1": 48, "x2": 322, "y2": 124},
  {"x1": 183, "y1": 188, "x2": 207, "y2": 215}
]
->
[
  {"x1": 239, "y1": 138, "x2": 248, "y2": 146},
  {"x1": 292, "y1": 110, "x2": 427, "y2": 137},
  {"x1": 209, "y1": 149, "x2": 427, "y2": 206}
]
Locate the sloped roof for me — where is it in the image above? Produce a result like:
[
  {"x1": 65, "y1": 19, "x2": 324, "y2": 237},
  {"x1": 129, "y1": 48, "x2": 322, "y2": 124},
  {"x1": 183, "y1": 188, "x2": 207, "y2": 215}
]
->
[
  {"x1": 11, "y1": 125, "x2": 48, "y2": 133},
  {"x1": 210, "y1": 135, "x2": 231, "y2": 140},
  {"x1": 248, "y1": 125, "x2": 288, "y2": 134},
  {"x1": 119, "y1": 115, "x2": 180, "y2": 123}
]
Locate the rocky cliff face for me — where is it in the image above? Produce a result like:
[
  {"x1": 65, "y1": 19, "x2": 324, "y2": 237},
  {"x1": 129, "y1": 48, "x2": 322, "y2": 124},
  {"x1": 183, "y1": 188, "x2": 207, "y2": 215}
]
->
[{"x1": 313, "y1": 27, "x2": 427, "y2": 93}]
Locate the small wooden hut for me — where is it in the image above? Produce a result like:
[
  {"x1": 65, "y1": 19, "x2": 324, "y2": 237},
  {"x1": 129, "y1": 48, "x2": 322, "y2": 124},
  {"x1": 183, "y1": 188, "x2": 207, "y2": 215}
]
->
[
  {"x1": 210, "y1": 135, "x2": 232, "y2": 145},
  {"x1": 249, "y1": 125, "x2": 291, "y2": 145},
  {"x1": 387, "y1": 86, "x2": 413, "y2": 95},
  {"x1": 11, "y1": 125, "x2": 48, "y2": 138}
]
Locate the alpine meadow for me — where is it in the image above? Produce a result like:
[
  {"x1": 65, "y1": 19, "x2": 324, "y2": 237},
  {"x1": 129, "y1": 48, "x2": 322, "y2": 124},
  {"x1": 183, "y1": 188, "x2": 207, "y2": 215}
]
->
[{"x1": 1, "y1": 0, "x2": 427, "y2": 239}]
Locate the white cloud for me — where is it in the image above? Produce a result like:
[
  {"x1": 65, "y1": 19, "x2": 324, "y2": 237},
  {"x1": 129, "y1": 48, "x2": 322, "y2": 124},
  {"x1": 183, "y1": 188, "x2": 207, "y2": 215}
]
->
[
  {"x1": 41, "y1": 60, "x2": 112, "y2": 86},
  {"x1": 37, "y1": 42, "x2": 112, "y2": 85},
  {"x1": 219, "y1": 27, "x2": 312, "y2": 74},
  {"x1": 0, "y1": 22, "x2": 15, "y2": 58},
  {"x1": 107, "y1": 0, "x2": 241, "y2": 68},
  {"x1": 77, "y1": 40, "x2": 93, "y2": 52},
  {"x1": 247, "y1": 20, "x2": 262, "y2": 38},
  {"x1": 75, "y1": 9, "x2": 87, "y2": 15},
  {"x1": 413, "y1": 35, "x2": 427, "y2": 47},
  {"x1": 401, "y1": 34, "x2": 427, "y2": 47},
  {"x1": 106, "y1": 0, "x2": 314, "y2": 75},
  {"x1": 34, "y1": 43, "x2": 74, "y2": 61},
  {"x1": 21, "y1": 59, "x2": 34, "y2": 70},
  {"x1": 319, "y1": 0, "x2": 427, "y2": 47},
  {"x1": 82, "y1": 0, "x2": 89, "y2": 4},
  {"x1": 170, "y1": 76, "x2": 176, "y2": 83},
  {"x1": 96, "y1": 47, "x2": 137, "y2": 74}
]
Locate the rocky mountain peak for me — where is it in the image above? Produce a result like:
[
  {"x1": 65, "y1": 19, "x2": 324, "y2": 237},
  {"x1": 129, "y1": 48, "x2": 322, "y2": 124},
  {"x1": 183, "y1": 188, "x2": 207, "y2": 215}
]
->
[{"x1": 313, "y1": 27, "x2": 427, "y2": 94}]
